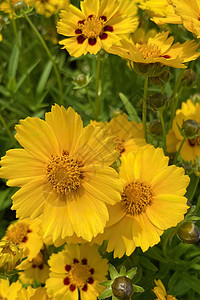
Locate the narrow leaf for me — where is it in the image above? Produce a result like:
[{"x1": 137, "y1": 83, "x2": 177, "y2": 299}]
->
[
  {"x1": 119, "y1": 93, "x2": 141, "y2": 123},
  {"x1": 36, "y1": 60, "x2": 53, "y2": 95}
]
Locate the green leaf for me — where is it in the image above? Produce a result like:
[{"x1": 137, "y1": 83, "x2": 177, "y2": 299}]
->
[
  {"x1": 109, "y1": 264, "x2": 119, "y2": 280},
  {"x1": 36, "y1": 60, "x2": 53, "y2": 95},
  {"x1": 181, "y1": 273, "x2": 200, "y2": 294},
  {"x1": 119, "y1": 265, "x2": 126, "y2": 276},
  {"x1": 119, "y1": 93, "x2": 141, "y2": 123},
  {"x1": 98, "y1": 288, "x2": 113, "y2": 299},
  {"x1": 132, "y1": 284, "x2": 144, "y2": 293},
  {"x1": 126, "y1": 267, "x2": 137, "y2": 279},
  {"x1": 99, "y1": 281, "x2": 112, "y2": 288},
  {"x1": 146, "y1": 247, "x2": 168, "y2": 263},
  {"x1": 140, "y1": 256, "x2": 158, "y2": 272},
  {"x1": 168, "y1": 271, "x2": 179, "y2": 290},
  {"x1": 0, "y1": 189, "x2": 12, "y2": 211},
  {"x1": 7, "y1": 77, "x2": 16, "y2": 92},
  {"x1": 8, "y1": 35, "x2": 20, "y2": 79},
  {"x1": 16, "y1": 60, "x2": 40, "y2": 92}
]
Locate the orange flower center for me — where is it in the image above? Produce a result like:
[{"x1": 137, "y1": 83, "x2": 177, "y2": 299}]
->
[
  {"x1": 0, "y1": 296, "x2": 7, "y2": 300},
  {"x1": 46, "y1": 152, "x2": 84, "y2": 194},
  {"x1": 121, "y1": 179, "x2": 153, "y2": 216},
  {"x1": 6, "y1": 223, "x2": 30, "y2": 244},
  {"x1": 79, "y1": 15, "x2": 104, "y2": 39},
  {"x1": 137, "y1": 43, "x2": 161, "y2": 59}
]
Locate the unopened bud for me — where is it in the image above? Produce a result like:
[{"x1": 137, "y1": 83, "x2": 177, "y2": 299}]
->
[
  {"x1": 112, "y1": 276, "x2": 134, "y2": 300},
  {"x1": 182, "y1": 119, "x2": 199, "y2": 138},
  {"x1": 150, "y1": 70, "x2": 170, "y2": 86},
  {"x1": 177, "y1": 222, "x2": 200, "y2": 244},
  {"x1": 74, "y1": 74, "x2": 87, "y2": 86},
  {"x1": 183, "y1": 69, "x2": 197, "y2": 86},
  {"x1": 133, "y1": 62, "x2": 168, "y2": 77},
  {"x1": 147, "y1": 93, "x2": 167, "y2": 111},
  {"x1": 149, "y1": 119, "x2": 163, "y2": 135},
  {"x1": 112, "y1": 109, "x2": 122, "y2": 118},
  {"x1": 0, "y1": 240, "x2": 23, "y2": 274},
  {"x1": 13, "y1": 1, "x2": 28, "y2": 14}
]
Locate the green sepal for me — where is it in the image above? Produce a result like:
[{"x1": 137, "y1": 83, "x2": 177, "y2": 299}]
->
[
  {"x1": 132, "y1": 284, "x2": 145, "y2": 293},
  {"x1": 109, "y1": 264, "x2": 119, "y2": 280},
  {"x1": 126, "y1": 267, "x2": 137, "y2": 279},
  {"x1": 99, "y1": 280, "x2": 112, "y2": 288},
  {"x1": 119, "y1": 265, "x2": 126, "y2": 276},
  {"x1": 98, "y1": 288, "x2": 113, "y2": 299}
]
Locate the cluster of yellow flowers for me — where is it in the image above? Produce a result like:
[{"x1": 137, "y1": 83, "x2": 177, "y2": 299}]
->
[{"x1": 0, "y1": 0, "x2": 200, "y2": 299}]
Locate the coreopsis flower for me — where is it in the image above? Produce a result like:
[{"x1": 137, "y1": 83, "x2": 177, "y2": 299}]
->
[
  {"x1": 93, "y1": 145, "x2": 189, "y2": 258},
  {"x1": 46, "y1": 244, "x2": 108, "y2": 300},
  {"x1": 0, "y1": 105, "x2": 122, "y2": 242},
  {"x1": 139, "y1": 0, "x2": 182, "y2": 25},
  {"x1": 173, "y1": 0, "x2": 200, "y2": 38},
  {"x1": 34, "y1": 0, "x2": 68, "y2": 18},
  {"x1": 16, "y1": 286, "x2": 54, "y2": 299},
  {"x1": 57, "y1": 0, "x2": 139, "y2": 57},
  {"x1": 3, "y1": 218, "x2": 43, "y2": 260},
  {"x1": 167, "y1": 99, "x2": 200, "y2": 162},
  {"x1": 17, "y1": 252, "x2": 49, "y2": 284},
  {"x1": 107, "y1": 114, "x2": 145, "y2": 155},
  {"x1": 0, "y1": 240, "x2": 23, "y2": 273},
  {"x1": 108, "y1": 31, "x2": 200, "y2": 76},
  {"x1": 153, "y1": 279, "x2": 177, "y2": 300},
  {"x1": 0, "y1": 0, "x2": 32, "y2": 16},
  {"x1": 0, "y1": 278, "x2": 22, "y2": 299}
]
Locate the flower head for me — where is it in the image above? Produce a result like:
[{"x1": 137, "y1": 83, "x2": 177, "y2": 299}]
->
[
  {"x1": 57, "y1": 0, "x2": 139, "y2": 57},
  {"x1": 108, "y1": 31, "x2": 200, "y2": 73},
  {"x1": 167, "y1": 99, "x2": 200, "y2": 162},
  {"x1": 0, "y1": 278, "x2": 22, "y2": 299},
  {"x1": 0, "y1": 0, "x2": 33, "y2": 17},
  {"x1": 0, "y1": 240, "x2": 23, "y2": 274},
  {"x1": 0, "y1": 105, "x2": 122, "y2": 243},
  {"x1": 153, "y1": 279, "x2": 177, "y2": 300},
  {"x1": 46, "y1": 244, "x2": 108, "y2": 300},
  {"x1": 34, "y1": 0, "x2": 68, "y2": 18},
  {"x1": 93, "y1": 145, "x2": 189, "y2": 258},
  {"x1": 3, "y1": 218, "x2": 43, "y2": 260}
]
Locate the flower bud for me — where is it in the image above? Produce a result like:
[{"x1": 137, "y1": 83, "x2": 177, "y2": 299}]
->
[
  {"x1": 183, "y1": 69, "x2": 197, "y2": 86},
  {"x1": 74, "y1": 74, "x2": 87, "y2": 87},
  {"x1": 150, "y1": 70, "x2": 170, "y2": 86},
  {"x1": 147, "y1": 93, "x2": 167, "y2": 111},
  {"x1": 0, "y1": 240, "x2": 23, "y2": 274},
  {"x1": 181, "y1": 161, "x2": 193, "y2": 174},
  {"x1": 177, "y1": 222, "x2": 200, "y2": 244},
  {"x1": 112, "y1": 276, "x2": 134, "y2": 300},
  {"x1": 149, "y1": 119, "x2": 163, "y2": 135},
  {"x1": 111, "y1": 109, "x2": 122, "y2": 118},
  {"x1": 182, "y1": 119, "x2": 199, "y2": 138},
  {"x1": 133, "y1": 62, "x2": 168, "y2": 77},
  {"x1": 13, "y1": 1, "x2": 28, "y2": 14}
]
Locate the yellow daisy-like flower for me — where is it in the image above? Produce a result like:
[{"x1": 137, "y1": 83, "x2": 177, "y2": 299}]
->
[
  {"x1": 17, "y1": 252, "x2": 49, "y2": 284},
  {"x1": 0, "y1": 105, "x2": 122, "y2": 242},
  {"x1": 0, "y1": 0, "x2": 33, "y2": 16},
  {"x1": 34, "y1": 0, "x2": 68, "y2": 18},
  {"x1": 3, "y1": 218, "x2": 43, "y2": 260},
  {"x1": 108, "y1": 31, "x2": 200, "y2": 71},
  {"x1": 139, "y1": 0, "x2": 182, "y2": 25},
  {"x1": 93, "y1": 145, "x2": 189, "y2": 258},
  {"x1": 167, "y1": 99, "x2": 200, "y2": 162},
  {"x1": 46, "y1": 244, "x2": 108, "y2": 300},
  {"x1": 0, "y1": 278, "x2": 22, "y2": 299},
  {"x1": 0, "y1": 33, "x2": 2, "y2": 42},
  {"x1": 16, "y1": 286, "x2": 55, "y2": 300},
  {"x1": 173, "y1": 0, "x2": 200, "y2": 38},
  {"x1": 57, "y1": 0, "x2": 139, "y2": 57},
  {"x1": 153, "y1": 279, "x2": 177, "y2": 300},
  {"x1": 107, "y1": 114, "x2": 145, "y2": 155},
  {"x1": 0, "y1": 240, "x2": 23, "y2": 273}
]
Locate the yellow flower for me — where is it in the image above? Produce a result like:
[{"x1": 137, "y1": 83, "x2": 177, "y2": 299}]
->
[
  {"x1": 0, "y1": 278, "x2": 22, "y2": 299},
  {"x1": 3, "y1": 218, "x2": 43, "y2": 260},
  {"x1": 46, "y1": 244, "x2": 108, "y2": 300},
  {"x1": 173, "y1": 0, "x2": 200, "y2": 38},
  {"x1": 34, "y1": 0, "x2": 68, "y2": 18},
  {"x1": 167, "y1": 99, "x2": 200, "y2": 162},
  {"x1": 0, "y1": 240, "x2": 23, "y2": 273},
  {"x1": 139, "y1": 0, "x2": 182, "y2": 25},
  {"x1": 107, "y1": 114, "x2": 146, "y2": 155},
  {"x1": 57, "y1": 0, "x2": 139, "y2": 57},
  {"x1": 0, "y1": 0, "x2": 33, "y2": 16},
  {"x1": 93, "y1": 145, "x2": 189, "y2": 258},
  {"x1": 0, "y1": 105, "x2": 122, "y2": 243},
  {"x1": 0, "y1": 33, "x2": 2, "y2": 42},
  {"x1": 16, "y1": 286, "x2": 55, "y2": 299},
  {"x1": 153, "y1": 279, "x2": 177, "y2": 300},
  {"x1": 17, "y1": 252, "x2": 49, "y2": 284},
  {"x1": 108, "y1": 31, "x2": 200, "y2": 71}
]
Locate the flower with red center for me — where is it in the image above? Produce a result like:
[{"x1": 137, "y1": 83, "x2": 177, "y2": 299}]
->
[
  {"x1": 153, "y1": 279, "x2": 177, "y2": 300},
  {"x1": 46, "y1": 244, "x2": 108, "y2": 300},
  {"x1": 57, "y1": 0, "x2": 139, "y2": 57}
]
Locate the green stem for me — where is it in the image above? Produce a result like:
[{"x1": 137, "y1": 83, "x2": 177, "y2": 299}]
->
[
  {"x1": 190, "y1": 176, "x2": 200, "y2": 202},
  {"x1": 159, "y1": 109, "x2": 166, "y2": 154},
  {"x1": 170, "y1": 69, "x2": 184, "y2": 127},
  {"x1": 95, "y1": 52, "x2": 101, "y2": 121},
  {"x1": 24, "y1": 14, "x2": 63, "y2": 105},
  {"x1": 86, "y1": 86, "x2": 95, "y2": 117},
  {"x1": 174, "y1": 136, "x2": 186, "y2": 164},
  {"x1": 0, "y1": 112, "x2": 17, "y2": 146},
  {"x1": 143, "y1": 76, "x2": 148, "y2": 142}
]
